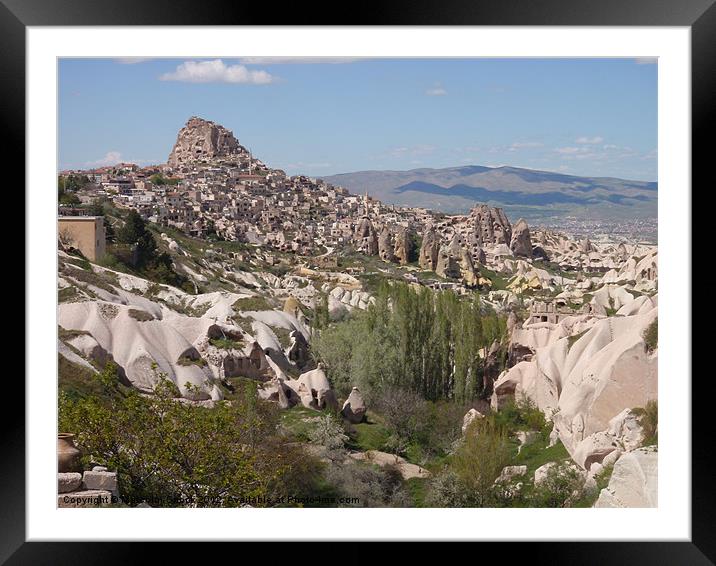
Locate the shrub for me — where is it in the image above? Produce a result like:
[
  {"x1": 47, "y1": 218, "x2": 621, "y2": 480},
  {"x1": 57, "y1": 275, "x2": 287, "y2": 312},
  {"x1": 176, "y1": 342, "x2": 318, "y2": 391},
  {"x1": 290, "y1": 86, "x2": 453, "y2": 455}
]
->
[
  {"x1": 632, "y1": 400, "x2": 658, "y2": 446},
  {"x1": 493, "y1": 397, "x2": 547, "y2": 434},
  {"x1": 323, "y1": 461, "x2": 410, "y2": 507},
  {"x1": 270, "y1": 326, "x2": 293, "y2": 349},
  {"x1": 643, "y1": 318, "x2": 658, "y2": 353},
  {"x1": 177, "y1": 356, "x2": 207, "y2": 367},
  {"x1": 308, "y1": 414, "x2": 348, "y2": 453},
  {"x1": 372, "y1": 387, "x2": 429, "y2": 456},
  {"x1": 209, "y1": 337, "x2": 242, "y2": 350},
  {"x1": 427, "y1": 419, "x2": 513, "y2": 507},
  {"x1": 233, "y1": 296, "x2": 274, "y2": 312},
  {"x1": 58, "y1": 367, "x2": 321, "y2": 507},
  {"x1": 128, "y1": 308, "x2": 154, "y2": 322},
  {"x1": 528, "y1": 461, "x2": 586, "y2": 508}
]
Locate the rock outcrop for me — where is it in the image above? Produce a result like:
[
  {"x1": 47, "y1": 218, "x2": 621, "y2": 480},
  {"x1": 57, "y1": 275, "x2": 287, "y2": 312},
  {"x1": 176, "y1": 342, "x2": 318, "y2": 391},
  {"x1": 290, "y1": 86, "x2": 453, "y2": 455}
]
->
[
  {"x1": 435, "y1": 236, "x2": 479, "y2": 286},
  {"x1": 377, "y1": 226, "x2": 395, "y2": 262},
  {"x1": 594, "y1": 447, "x2": 658, "y2": 507},
  {"x1": 491, "y1": 299, "x2": 658, "y2": 469},
  {"x1": 419, "y1": 226, "x2": 439, "y2": 270},
  {"x1": 341, "y1": 387, "x2": 367, "y2": 423},
  {"x1": 168, "y1": 116, "x2": 244, "y2": 167},
  {"x1": 462, "y1": 408, "x2": 485, "y2": 434},
  {"x1": 393, "y1": 227, "x2": 412, "y2": 265},
  {"x1": 469, "y1": 204, "x2": 512, "y2": 246},
  {"x1": 510, "y1": 218, "x2": 532, "y2": 258},
  {"x1": 354, "y1": 217, "x2": 378, "y2": 256}
]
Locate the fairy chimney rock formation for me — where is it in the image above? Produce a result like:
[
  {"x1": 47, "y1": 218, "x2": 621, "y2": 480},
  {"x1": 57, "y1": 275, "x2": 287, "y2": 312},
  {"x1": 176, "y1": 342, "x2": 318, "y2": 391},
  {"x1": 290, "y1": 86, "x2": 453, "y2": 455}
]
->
[
  {"x1": 378, "y1": 226, "x2": 395, "y2": 262},
  {"x1": 510, "y1": 218, "x2": 533, "y2": 258},
  {"x1": 393, "y1": 227, "x2": 412, "y2": 265},
  {"x1": 354, "y1": 217, "x2": 379, "y2": 256},
  {"x1": 469, "y1": 204, "x2": 513, "y2": 246},
  {"x1": 419, "y1": 226, "x2": 440, "y2": 271}
]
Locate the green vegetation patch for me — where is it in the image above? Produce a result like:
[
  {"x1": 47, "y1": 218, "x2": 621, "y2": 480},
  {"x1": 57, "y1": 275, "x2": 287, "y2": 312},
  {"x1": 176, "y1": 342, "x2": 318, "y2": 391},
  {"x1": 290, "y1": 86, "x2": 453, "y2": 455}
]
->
[
  {"x1": 58, "y1": 286, "x2": 83, "y2": 303},
  {"x1": 478, "y1": 266, "x2": 510, "y2": 291},
  {"x1": 58, "y1": 354, "x2": 101, "y2": 401},
  {"x1": 64, "y1": 255, "x2": 92, "y2": 271},
  {"x1": 513, "y1": 434, "x2": 569, "y2": 477},
  {"x1": 177, "y1": 356, "x2": 208, "y2": 367},
  {"x1": 643, "y1": 318, "x2": 658, "y2": 353},
  {"x1": 270, "y1": 326, "x2": 293, "y2": 349},
  {"x1": 128, "y1": 308, "x2": 155, "y2": 322},
  {"x1": 61, "y1": 264, "x2": 118, "y2": 295},
  {"x1": 209, "y1": 337, "x2": 243, "y2": 350},
  {"x1": 567, "y1": 329, "x2": 589, "y2": 351},
  {"x1": 632, "y1": 400, "x2": 658, "y2": 446},
  {"x1": 58, "y1": 326, "x2": 91, "y2": 341},
  {"x1": 346, "y1": 416, "x2": 392, "y2": 453},
  {"x1": 233, "y1": 296, "x2": 274, "y2": 312}
]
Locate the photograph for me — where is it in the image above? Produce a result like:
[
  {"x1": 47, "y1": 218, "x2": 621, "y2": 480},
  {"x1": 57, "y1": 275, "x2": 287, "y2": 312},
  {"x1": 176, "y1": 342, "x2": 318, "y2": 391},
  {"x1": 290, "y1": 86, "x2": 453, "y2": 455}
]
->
[{"x1": 56, "y1": 56, "x2": 659, "y2": 510}]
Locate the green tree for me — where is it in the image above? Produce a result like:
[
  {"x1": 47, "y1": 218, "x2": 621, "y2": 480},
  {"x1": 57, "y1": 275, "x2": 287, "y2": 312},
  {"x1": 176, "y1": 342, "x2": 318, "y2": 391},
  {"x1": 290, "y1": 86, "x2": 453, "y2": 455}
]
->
[
  {"x1": 426, "y1": 418, "x2": 513, "y2": 507},
  {"x1": 117, "y1": 210, "x2": 158, "y2": 268},
  {"x1": 58, "y1": 366, "x2": 320, "y2": 507}
]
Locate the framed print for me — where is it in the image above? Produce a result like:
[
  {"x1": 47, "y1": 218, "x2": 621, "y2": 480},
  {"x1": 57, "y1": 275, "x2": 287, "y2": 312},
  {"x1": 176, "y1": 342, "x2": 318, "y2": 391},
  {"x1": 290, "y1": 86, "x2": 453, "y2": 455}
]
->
[{"x1": 8, "y1": 0, "x2": 709, "y2": 562}]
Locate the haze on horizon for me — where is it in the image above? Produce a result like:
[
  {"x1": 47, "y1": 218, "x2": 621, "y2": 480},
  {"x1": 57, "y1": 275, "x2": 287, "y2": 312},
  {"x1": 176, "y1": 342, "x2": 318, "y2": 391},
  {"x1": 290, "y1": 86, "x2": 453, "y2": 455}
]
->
[{"x1": 59, "y1": 57, "x2": 657, "y2": 182}]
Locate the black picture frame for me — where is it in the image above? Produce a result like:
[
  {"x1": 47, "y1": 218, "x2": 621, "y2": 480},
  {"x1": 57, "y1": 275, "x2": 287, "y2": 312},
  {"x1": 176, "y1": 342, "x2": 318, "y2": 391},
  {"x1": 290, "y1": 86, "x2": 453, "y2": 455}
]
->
[{"x1": 8, "y1": 0, "x2": 707, "y2": 562}]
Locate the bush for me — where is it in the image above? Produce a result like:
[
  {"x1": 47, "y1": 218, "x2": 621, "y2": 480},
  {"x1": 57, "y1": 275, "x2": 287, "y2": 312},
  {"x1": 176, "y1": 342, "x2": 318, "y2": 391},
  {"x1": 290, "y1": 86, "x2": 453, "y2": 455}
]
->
[
  {"x1": 493, "y1": 397, "x2": 547, "y2": 435},
  {"x1": 209, "y1": 337, "x2": 242, "y2": 350},
  {"x1": 372, "y1": 387, "x2": 429, "y2": 456},
  {"x1": 58, "y1": 367, "x2": 321, "y2": 507},
  {"x1": 128, "y1": 308, "x2": 154, "y2": 322},
  {"x1": 528, "y1": 461, "x2": 586, "y2": 508},
  {"x1": 643, "y1": 318, "x2": 658, "y2": 353},
  {"x1": 632, "y1": 400, "x2": 658, "y2": 446},
  {"x1": 426, "y1": 419, "x2": 513, "y2": 507},
  {"x1": 308, "y1": 414, "x2": 348, "y2": 454},
  {"x1": 323, "y1": 461, "x2": 410, "y2": 507},
  {"x1": 177, "y1": 356, "x2": 207, "y2": 367},
  {"x1": 233, "y1": 296, "x2": 274, "y2": 312}
]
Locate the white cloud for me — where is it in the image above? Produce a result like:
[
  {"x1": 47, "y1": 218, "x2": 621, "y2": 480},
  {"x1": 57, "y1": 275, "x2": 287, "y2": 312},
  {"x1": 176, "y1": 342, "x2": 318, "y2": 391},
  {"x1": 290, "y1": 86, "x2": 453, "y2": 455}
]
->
[
  {"x1": 159, "y1": 59, "x2": 276, "y2": 84},
  {"x1": 509, "y1": 141, "x2": 543, "y2": 151},
  {"x1": 238, "y1": 57, "x2": 365, "y2": 65},
  {"x1": 575, "y1": 136, "x2": 604, "y2": 144},
  {"x1": 84, "y1": 152, "x2": 159, "y2": 167},
  {"x1": 86, "y1": 151, "x2": 123, "y2": 167},
  {"x1": 389, "y1": 145, "x2": 436, "y2": 158},
  {"x1": 425, "y1": 83, "x2": 447, "y2": 96},
  {"x1": 287, "y1": 161, "x2": 332, "y2": 169},
  {"x1": 555, "y1": 146, "x2": 586, "y2": 155},
  {"x1": 114, "y1": 57, "x2": 153, "y2": 64}
]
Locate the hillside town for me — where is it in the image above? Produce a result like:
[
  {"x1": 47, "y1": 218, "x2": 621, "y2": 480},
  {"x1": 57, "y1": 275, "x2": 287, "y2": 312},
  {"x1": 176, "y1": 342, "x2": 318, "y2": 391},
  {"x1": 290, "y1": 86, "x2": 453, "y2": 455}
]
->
[{"x1": 60, "y1": 117, "x2": 653, "y2": 293}]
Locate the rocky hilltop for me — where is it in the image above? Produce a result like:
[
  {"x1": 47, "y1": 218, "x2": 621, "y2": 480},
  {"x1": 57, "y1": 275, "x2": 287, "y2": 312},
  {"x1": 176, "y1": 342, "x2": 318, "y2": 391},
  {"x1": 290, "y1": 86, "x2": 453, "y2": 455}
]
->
[{"x1": 168, "y1": 116, "x2": 247, "y2": 168}]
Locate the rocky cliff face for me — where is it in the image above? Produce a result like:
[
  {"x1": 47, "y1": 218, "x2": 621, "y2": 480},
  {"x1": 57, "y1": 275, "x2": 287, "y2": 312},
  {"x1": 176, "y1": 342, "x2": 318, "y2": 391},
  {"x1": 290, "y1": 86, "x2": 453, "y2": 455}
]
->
[
  {"x1": 492, "y1": 296, "x2": 658, "y2": 470},
  {"x1": 435, "y1": 235, "x2": 479, "y2": 286},
  {"x1": 469, "y1": 204, "x2": 512, "y2": 246},
  {"x1": 168, "y1": 116, "x2": 245, "y2": 167}
]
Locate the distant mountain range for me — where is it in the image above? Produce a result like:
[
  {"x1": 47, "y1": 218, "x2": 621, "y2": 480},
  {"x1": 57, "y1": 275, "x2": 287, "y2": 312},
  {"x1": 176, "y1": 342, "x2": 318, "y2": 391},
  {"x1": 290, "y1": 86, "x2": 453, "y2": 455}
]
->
[{"x1": 323, "y1": 165, "x2": 657, "y2": 223}]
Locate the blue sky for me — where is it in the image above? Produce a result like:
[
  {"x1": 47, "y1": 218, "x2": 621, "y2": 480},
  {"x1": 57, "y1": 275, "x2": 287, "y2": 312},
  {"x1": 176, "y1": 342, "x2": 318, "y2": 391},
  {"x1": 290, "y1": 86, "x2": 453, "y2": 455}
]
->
[{"x1": 59, "y1": 57, "x2": 657, "y2": 180}]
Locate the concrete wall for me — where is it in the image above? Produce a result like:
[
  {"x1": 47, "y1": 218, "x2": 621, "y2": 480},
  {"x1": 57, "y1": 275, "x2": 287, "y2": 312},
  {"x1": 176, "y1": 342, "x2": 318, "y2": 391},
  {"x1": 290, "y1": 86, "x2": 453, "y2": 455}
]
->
[{"x1": 58, "y1": 216, "x2": 106, "y2": 262}]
